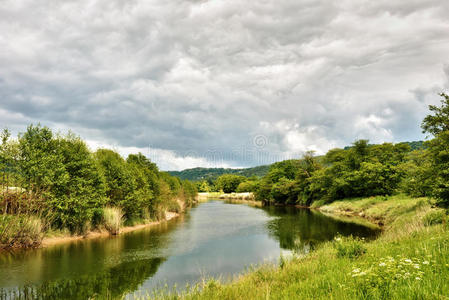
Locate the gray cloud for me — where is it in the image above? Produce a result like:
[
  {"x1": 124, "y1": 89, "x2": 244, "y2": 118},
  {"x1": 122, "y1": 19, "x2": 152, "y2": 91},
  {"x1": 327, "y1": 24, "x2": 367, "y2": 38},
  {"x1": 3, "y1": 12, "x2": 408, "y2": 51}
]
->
[{"x1": 1, "y1": 0, "x2": 448, "y2": 169}]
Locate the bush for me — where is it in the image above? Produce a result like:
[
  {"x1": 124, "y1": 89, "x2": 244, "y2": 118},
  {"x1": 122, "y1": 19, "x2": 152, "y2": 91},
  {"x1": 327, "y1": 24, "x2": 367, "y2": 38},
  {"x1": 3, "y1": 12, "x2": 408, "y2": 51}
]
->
[
  {"x1": 333, "y1": 236, "x2": 367, "y2": 258},
  {"x1": 0, "y1": 215, "x2": 43, "y2": 249},
  {"x1": 423, "y1": 209, "x2": 447, "y2": 226},
  {"x1": 103, "y1": 207, "x2": 123, "y2": 235}
]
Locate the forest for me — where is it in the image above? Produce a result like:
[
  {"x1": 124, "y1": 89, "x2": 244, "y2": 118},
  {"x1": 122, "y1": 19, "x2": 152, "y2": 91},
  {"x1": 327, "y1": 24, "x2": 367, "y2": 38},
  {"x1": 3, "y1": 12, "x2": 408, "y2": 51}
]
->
[{"x1": 0, "y1": 126, "x2": 197, "y2": 249}]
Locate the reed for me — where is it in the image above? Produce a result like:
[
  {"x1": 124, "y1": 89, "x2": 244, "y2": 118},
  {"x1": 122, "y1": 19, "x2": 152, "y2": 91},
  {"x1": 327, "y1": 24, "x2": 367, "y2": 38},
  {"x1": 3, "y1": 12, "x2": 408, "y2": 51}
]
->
[
  {"x1": 103, "y1": 207, "x2": 123, "y2": 235},
  {"x1": 0, "y1": 215, "x2": 43, "y2": 249}
]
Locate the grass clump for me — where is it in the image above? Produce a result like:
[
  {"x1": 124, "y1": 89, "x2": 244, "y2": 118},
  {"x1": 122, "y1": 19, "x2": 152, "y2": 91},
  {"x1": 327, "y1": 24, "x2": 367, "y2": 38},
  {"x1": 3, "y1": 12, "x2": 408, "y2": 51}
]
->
[
  {"x1": 333, "y1": 236, "x2": 367, "y2": 258},
  {"x1": 103, "y1": 207, "x2": 123, "y2": 235},
  {"x1": 422, "y1": 209, "x2": 447, "y2": 226},
  {"x1": 0, "y1": 215, "x2": 43, "y2": 249}
]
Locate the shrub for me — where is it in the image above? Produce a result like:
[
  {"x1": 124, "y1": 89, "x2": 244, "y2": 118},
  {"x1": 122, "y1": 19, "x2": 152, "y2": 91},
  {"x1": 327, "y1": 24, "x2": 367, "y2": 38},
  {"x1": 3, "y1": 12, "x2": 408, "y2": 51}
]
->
[
  {"x1": 333, "y1": 236, "x2": 367, "y2": 258},
  {"x1": 0, "y1": 215, "x2": 43, "y2": 249},
  {"x1": 103, "y1": 207, "x2": 123, "y2": 235}
]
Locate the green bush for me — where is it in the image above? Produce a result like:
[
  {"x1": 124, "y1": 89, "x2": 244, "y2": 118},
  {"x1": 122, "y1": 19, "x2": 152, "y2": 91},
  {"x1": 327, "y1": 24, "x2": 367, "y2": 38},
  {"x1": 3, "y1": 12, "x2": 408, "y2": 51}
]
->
[{"x1": 333, "y1": 236, "x2": 367, "y2": 258}]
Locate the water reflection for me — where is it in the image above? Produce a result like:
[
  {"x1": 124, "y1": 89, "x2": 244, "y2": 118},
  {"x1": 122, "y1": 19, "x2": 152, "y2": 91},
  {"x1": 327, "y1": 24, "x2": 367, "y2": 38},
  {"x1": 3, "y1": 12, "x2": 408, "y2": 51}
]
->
[
  {"x1": 1, "y1": 257, "x2": 164, "y2": 300},
  {"x1": 261, "y1": 206, "x2": 379, "y2": 252}
]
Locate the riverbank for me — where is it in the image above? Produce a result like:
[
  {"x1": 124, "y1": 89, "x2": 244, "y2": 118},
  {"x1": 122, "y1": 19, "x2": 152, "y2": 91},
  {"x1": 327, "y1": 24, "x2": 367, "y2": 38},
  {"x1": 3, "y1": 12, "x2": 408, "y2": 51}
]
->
[
  {"x1": 155, "y1": 195, "x2": 448, "y2": 299},
  {"x1": 41, "y1": 212, "x2": 180, "y2": 248},
  {"x1": 198, "y1": 192, "x2": 255, "y2": 201}
]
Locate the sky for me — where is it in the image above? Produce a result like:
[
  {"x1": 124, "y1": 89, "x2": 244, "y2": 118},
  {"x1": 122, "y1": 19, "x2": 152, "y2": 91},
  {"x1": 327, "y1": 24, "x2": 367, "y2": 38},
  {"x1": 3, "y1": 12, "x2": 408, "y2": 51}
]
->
[{"x1": 1, "y1": 0, "x2": 449, "y2": 170}]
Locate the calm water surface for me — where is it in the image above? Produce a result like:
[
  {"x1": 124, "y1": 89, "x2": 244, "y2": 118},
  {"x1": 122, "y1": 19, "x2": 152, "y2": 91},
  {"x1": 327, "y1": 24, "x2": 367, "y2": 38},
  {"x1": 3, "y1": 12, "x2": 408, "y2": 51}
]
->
[{"x1": 0, "y1": 200, "x2": 378, "y2": 299}]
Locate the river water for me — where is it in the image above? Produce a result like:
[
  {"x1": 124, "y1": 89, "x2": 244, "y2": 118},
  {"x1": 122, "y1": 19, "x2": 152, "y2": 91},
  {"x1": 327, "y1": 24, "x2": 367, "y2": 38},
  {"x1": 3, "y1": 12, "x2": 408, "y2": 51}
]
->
[{"x1": 0, "y1": 200, "x2": 378, "y2": 299}]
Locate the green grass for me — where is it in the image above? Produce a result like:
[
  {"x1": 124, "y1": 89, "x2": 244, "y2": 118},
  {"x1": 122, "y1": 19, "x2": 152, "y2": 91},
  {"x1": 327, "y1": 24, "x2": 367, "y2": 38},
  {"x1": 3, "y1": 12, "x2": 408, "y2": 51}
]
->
[{"x1": 148, "y1": 195, "x2": 449, "y2": 300}]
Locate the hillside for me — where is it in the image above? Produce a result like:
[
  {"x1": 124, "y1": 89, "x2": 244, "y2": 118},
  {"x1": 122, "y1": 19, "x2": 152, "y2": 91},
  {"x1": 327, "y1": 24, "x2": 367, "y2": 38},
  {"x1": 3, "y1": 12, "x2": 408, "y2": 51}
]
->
[{"x1": 167, "y1": 165, "x2": 270, "y2": 181}]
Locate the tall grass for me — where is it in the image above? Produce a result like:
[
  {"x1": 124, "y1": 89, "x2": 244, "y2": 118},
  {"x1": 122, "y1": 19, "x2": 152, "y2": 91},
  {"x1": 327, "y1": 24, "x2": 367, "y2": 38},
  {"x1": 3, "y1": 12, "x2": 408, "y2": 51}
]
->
[
  {"x1": 103, "y1": 207, "x2": 123, "y2": 235},
  {"x1": 0, "y1": 215, "x2": 43, "y2": 249}
]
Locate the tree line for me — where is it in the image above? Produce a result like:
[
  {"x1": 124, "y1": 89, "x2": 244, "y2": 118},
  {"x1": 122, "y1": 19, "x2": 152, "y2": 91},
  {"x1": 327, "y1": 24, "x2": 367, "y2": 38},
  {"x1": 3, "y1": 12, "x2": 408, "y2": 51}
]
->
[
  {"x1": 199, "y1": 93, "x2": 449, "y2": 208},
  {"x1": 0, "y1": 125, "x2": 197, "y2": 247}
]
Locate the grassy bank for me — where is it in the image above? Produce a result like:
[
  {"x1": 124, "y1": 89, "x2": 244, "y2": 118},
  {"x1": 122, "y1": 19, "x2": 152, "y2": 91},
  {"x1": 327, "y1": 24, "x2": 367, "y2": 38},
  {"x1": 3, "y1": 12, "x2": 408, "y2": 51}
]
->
[
  {"x1": 151, "y1": 195, "x2": 448, "y2": 300},
  {"x1": 1, "y1": 198, "x2": 186, "y2": 250},
  {"x1": 41, "y1": 211, "x2": 180, "y2": 248}
]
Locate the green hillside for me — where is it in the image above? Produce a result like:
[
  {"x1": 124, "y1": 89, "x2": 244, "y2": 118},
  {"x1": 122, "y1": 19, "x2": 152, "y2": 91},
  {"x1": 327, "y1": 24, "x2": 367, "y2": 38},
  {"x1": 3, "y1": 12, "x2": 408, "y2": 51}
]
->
[{"x1": 168, "y1": 165, "x2": 270, "y2": 181}]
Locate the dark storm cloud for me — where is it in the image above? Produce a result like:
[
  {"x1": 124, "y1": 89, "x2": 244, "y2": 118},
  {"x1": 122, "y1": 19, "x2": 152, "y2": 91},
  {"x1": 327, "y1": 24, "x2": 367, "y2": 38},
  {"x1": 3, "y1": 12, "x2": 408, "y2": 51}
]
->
[{"x1": 1, "y1": 0, "x2": 448, "y2": 169}]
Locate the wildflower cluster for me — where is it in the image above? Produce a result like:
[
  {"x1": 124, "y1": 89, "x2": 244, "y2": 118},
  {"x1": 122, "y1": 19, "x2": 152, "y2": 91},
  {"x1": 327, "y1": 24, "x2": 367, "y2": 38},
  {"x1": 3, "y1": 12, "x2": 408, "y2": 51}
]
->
[{"x1": 349, "y1": 255, "x2": 434, "y2": 297}]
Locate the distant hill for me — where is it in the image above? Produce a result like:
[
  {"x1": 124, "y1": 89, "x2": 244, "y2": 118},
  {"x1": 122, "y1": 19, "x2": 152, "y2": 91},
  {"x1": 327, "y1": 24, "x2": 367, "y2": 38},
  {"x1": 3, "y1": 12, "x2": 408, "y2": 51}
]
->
[
  {"x1": 344, "y1": 140, "x2": 425, "y2": 151},
  {"x1": 170, "y1": 141, "x2": 425, "y2": 181},
  {"x1": 405, "y1": 140, "x2": 426, "y2": 151},
  {"x1": 168, "y1": 165, "x2": 270, "y2": 181}
]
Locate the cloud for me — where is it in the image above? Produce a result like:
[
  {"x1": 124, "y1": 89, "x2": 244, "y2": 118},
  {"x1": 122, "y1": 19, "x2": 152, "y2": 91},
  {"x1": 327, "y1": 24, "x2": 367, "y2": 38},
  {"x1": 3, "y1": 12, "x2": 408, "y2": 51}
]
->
[{"x1": 0, "y1": 0, "x2": 448, "y2": 170}]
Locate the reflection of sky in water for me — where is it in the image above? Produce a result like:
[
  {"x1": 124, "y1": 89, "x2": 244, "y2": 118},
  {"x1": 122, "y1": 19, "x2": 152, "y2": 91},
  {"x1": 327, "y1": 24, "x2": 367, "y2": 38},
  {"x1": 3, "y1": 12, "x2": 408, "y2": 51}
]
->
[
  {"x1": 131, "y1": 201, "x2": 286, "y2": 295},
  {"x1": 0, "y1": 200, "x2": 378, "y2": 299}
]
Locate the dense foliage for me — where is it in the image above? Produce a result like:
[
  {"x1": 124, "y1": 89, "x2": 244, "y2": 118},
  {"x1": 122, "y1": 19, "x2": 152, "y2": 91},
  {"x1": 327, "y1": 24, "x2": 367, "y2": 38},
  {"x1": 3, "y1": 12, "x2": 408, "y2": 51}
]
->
[
  {"x1": 0, "y1": 126, "x2": 197, "y2": 242},
  {"x1": 214, "y1": 174, "x2": 247, "y2": 193}
]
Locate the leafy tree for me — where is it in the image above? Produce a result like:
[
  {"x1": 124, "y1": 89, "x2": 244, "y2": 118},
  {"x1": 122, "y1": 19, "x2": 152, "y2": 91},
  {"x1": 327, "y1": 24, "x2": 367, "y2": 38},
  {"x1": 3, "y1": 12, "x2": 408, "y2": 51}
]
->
[
  {"x1": 94, "y1": 149, "x2": 136, "y2": 219},
  {"x1": 236, "y1": 180, "x2": 259, "y2": 193},
  {"x1": 18, "y1": 125, "x2": 66, "y2": 200},
  {"x1": 215, "y1": 174, "x2": 246, "y2": 193},
  {"x1": 399, "y1": 150, "x2": 433, "y2": 197},
  {"x1": 421, "y1": 93, "x2": 449, "y2": 206},
  {"x1": 49, "y1": 134, "x2": 105, "y2": 232},
  {"x1": 196, "y1": 180, "x2": 211, "y2": 192},
  {"x1": 421, "y1": 93, "x2": 449, "y2": 135}
]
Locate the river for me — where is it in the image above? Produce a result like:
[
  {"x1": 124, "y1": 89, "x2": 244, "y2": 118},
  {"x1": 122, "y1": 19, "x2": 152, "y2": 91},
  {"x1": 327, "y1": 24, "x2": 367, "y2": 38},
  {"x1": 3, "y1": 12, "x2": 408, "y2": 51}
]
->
[{"x1": 0, "y1": 200, "x2": 378, "y2": 299}]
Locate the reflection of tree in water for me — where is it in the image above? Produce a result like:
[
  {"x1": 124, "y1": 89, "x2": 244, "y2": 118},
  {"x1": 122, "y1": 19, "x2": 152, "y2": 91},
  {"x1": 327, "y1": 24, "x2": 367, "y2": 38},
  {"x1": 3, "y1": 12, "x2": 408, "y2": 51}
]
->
[
  {"x1": 263, "y1": 206, "x2": 379, "y2": 252},
  {"x1": 0, "y1": 257, "x2": 165, "y2": 300}
]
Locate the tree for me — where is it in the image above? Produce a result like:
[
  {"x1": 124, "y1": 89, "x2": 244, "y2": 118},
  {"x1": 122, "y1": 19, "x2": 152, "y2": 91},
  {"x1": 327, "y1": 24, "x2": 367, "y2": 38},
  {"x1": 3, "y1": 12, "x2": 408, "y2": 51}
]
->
[
  {"x1": 421, "y1": 93, "x2": 449, "y2": 135},
  {"x1": 51, "y1": 133, "x2": 106, "y2": 232},
  {"x1": 236, "y1": 180, "x2": 259, "y2": 193},
  {"x1": 215, "y1": 174, "x2": 246, "y2": 193},
  {"x1": 94, "y1": 149, "x2": 135, "y2": 210},
  {"x1": 421, "y1": 93, "x2": 449, "y2": 206},
  {"x1": 196, "y1": 180, "x2": 211, "y2": 192}
]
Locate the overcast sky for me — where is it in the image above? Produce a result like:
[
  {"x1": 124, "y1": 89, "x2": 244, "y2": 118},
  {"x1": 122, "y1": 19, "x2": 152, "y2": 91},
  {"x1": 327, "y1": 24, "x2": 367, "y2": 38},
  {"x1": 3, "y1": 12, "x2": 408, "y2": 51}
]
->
[{"x1": 1, "y1": 0, "x2": 449, "y2": 170}]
